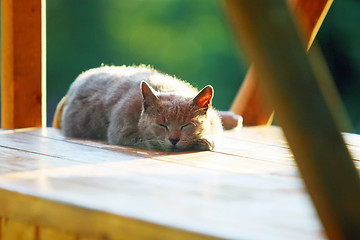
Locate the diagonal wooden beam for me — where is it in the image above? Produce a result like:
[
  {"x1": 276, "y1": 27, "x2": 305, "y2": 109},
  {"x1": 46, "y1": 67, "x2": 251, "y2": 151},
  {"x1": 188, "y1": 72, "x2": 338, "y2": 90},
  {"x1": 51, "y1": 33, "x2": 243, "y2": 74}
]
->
[
  {"x1": 291, "y1": 0, "x2": 334, "y2": 50},
  {"x1": 228, "y1": 0, "x2": 333, "y2": 126},
  {"x1": 1, "y1": 0, "x2": 46, "y2": 129},
  {"x1": 226, "y1": 0, "x2": 360, "y2": 239}
]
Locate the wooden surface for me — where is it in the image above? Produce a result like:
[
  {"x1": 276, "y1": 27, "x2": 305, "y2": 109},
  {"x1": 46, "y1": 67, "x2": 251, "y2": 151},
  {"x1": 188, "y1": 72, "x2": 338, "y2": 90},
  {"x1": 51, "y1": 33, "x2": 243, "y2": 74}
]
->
[
  {"x1": 227, "y1": 0, "x2": 333, "y2": 126},
  {"x1": 226, "y1": 1, "x2": 360, "y2": 239},
  {"x1": 1, "y1": 127, "x2": 360, "y2": 239},
  {"x1": 1, "y1": 0, "x2": 46, "y2": 129}
]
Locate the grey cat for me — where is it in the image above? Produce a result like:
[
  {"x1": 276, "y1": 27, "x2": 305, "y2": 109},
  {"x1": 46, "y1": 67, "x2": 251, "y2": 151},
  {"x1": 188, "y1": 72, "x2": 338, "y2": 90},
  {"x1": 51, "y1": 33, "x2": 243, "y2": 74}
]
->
[{"x1": 53, "y1": 65, "x2": 225, "y2": 151}]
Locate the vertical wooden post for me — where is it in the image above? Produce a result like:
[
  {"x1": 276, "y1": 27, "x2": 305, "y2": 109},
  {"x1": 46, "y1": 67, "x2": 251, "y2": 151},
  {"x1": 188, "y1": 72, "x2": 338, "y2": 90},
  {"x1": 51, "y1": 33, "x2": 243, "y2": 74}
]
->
[
  {"x1": 1, "y1": 0, "x2": 46, "y2": 129},
  {"x1": 226, "y1": 0, "x2": 360, "y2": 239}
]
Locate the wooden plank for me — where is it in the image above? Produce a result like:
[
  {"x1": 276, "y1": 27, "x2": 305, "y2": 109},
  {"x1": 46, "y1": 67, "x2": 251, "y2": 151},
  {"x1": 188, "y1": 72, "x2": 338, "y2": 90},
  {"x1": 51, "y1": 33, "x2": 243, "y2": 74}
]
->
[
  {"x1": 0, "y1": 172, "x2": 321, "y2": 240},
  {"x1": 18, "y1": 128, "x2": 165, "y2": 157},
  {"x1": 0, "y1": 145, "x2": 83, "y2": 173},
  {"x1": 78, "y1": 237, "x2": 97, "y2": 240},
  {"x1": 1, "y1": 218, "x2": 36, "y2": 240},
  {"x1": 226, "y1": 1, "x2": 360, "y2": 239},
  {"x1": 1, "y1": 128, "x2": 294, "y2": 168},
  {"x1": 38, "y1": 227, "x2": 76, "y2": 240},
  {"x1": 3, "y1": 127, "x2": 359, "y2": 170},
  {"x1": 223, "y1": 126, "x2": 288, "y2": 147},
  {"x1": 19, "y1": 128, "x2": 66, "y2": 140},
  {"x1": 1, "y1": 127, "x2": 358, "y2": 175},
  {"x1": 227, "y1": 0, "x2": 333, "y2": 126},
  {"x1": 1, "y1": 0, "x2": 46, "y2": 128},
  {"x1": 0, "y1": 128, "x2": 325, "y2": 239},
  {"x1": 0, "y1": 128, "x2": 296, "y2": 174},
  {"x1": 155, "y1": 150, "x2": 297, "y2": 176},
  {"x1": 0, "y1": 131, "x2": 145, "y2": 164},
  {"x1": 0, "y1": 133, "x2": 298, "y2": 187},
  {"x1": 223, "y1": 128, "x2": 360, "y2": 165},
  {"x1": 0, "y1": 129, "x2": 15, "y2": 135},
  {"x1": 0, "y1": 190, "x2": 219, "y2": 240}
]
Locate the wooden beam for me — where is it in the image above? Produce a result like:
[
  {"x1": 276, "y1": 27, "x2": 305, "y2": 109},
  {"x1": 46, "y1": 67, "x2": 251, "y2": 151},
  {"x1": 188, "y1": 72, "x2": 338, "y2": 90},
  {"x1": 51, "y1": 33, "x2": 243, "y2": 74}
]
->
[
  {"x1": 226, "y1": 0, "x2": 360, "y2": 239},
  {"x1": 228, "y1": 0, "x2": 333, "y2": 126},
  {"x1": 229, "y1": 65, "x2": 273, "y2": 126},
  {"x1": 291, "y1": 0, "x2": 334, "y2": 50},
  {"x1": 1, "y1": 0, "x2": 46, "y2": 129}
]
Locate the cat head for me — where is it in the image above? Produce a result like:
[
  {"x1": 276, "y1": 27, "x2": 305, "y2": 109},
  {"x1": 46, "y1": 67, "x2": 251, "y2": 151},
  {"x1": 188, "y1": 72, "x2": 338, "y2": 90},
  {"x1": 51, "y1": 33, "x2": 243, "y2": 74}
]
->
[{"x1": 138, "y1": 81, "x2": 221, "y2": 151}]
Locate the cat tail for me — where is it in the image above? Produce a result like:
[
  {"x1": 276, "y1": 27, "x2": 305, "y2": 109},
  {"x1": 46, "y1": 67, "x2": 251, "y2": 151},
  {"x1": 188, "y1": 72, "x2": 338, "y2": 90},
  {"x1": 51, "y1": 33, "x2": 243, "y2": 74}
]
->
[{"x1": 52, "y1": 95, "x2": 68, "y2": 129}]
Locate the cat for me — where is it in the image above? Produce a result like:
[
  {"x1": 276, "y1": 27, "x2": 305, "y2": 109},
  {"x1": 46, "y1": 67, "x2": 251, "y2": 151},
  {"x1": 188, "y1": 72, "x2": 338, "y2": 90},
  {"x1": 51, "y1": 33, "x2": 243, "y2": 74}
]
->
[{"x1": 53, "y1": 65, "x2": 240, "y2": 151}]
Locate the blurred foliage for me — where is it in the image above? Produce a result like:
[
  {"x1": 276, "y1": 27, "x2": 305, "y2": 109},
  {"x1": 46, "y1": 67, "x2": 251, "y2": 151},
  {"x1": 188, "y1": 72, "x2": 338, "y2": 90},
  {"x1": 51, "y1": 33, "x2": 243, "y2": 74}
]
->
[
  {"x1": 47, "y1": 0, "x2": 245, "y2": 124},
  {"x1": 316, "y1": 0, "x2": 360, "y2": 132}
]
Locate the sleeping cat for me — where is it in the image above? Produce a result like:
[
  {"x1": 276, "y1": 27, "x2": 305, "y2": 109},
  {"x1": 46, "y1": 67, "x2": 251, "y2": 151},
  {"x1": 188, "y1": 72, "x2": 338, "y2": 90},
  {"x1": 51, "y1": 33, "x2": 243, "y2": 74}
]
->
[{"x1": 53, "y1": 65, "x2": 236, "y2": 151}]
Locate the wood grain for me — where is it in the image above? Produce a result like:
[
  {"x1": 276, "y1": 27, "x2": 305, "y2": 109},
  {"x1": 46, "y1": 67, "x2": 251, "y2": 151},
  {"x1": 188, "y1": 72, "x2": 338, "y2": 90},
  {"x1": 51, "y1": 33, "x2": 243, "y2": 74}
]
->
[
  {"x1": 0, "y1": 189, "x2": 218, "y2": 240},
  {"x1": 1, "y1": 0, "x2": 46, "y2": 128},
  {"x1": 78, "y1": 237, "x2": 97, "y2": 240},
  {"x1": 0, "y1": 127, "x2": 358, "y2": 239},
  {"x1": 225, "y1": 1, "x2": 360, "y2": 239},
  {"x1": 1, "y1": 218, "x2": 36, "y2": 240},
  {"x1": 0, "y1": 127, "x2": 330, "y2": 239},
  {"x1": 38, "y1": 227, "x2": 76, "y2": 240}
]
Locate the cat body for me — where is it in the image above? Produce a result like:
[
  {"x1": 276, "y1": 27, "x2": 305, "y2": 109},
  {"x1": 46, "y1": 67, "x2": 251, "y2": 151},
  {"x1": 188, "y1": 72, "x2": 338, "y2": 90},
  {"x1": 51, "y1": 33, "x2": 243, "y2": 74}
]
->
[{"x1": 54, "y1": 65, "x2": 223, "y2": 151}]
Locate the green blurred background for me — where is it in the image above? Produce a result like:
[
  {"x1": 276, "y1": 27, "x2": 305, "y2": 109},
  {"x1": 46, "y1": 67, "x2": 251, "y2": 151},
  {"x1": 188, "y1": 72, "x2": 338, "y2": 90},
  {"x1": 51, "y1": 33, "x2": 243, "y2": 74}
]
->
[
  {"x1": 3, "y1": 0, "x2": 360, "y2": 132},
  {"x1": 46, "y1": 0, "x2": 245, "y2": 125}
]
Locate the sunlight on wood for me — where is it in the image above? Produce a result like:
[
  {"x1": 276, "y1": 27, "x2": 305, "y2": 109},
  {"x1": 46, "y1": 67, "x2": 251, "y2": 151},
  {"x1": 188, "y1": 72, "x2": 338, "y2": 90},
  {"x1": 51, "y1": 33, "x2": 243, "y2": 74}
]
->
[
  {"x1": 1, "y1": 218, "x2": 36, "y2": 240},
  {"x1": 1, "y1": 127, "x2": 360, "y2": 239}
]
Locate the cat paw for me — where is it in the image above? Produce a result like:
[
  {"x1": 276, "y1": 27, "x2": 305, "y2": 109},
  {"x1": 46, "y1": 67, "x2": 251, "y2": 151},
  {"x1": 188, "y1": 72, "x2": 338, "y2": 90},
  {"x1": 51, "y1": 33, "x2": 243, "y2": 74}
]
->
[
  {"x1": 218, "y1": 111, "x2": 243, "y2": 130},
  {"x1": 192, "y1": 138, "x2": 215, "y2": 151}
]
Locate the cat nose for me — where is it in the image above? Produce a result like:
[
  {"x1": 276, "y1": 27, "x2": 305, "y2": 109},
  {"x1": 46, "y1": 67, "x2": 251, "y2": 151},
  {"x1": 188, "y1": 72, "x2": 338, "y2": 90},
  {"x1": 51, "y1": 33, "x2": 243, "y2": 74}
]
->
[{"x1": 169, "y1": 138, "x2": 180, "y2": 146}]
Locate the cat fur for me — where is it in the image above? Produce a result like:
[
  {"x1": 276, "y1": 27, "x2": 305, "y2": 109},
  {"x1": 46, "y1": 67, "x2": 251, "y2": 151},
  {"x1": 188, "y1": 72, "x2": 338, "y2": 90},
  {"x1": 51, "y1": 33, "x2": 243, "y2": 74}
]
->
[{"x1": 53, "y1": 65, "x2": 223, "y2": 151}]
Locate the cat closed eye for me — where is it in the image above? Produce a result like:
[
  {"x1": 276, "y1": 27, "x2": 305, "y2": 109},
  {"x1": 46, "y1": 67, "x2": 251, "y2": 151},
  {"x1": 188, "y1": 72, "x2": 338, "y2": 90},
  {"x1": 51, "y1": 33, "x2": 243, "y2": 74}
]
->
[
  {"x1": 181, "y1": 123, "x2": 193, "y2": 130},
  {"x1": 158, "y1": 123, "x2": 168, "y2": 130}
]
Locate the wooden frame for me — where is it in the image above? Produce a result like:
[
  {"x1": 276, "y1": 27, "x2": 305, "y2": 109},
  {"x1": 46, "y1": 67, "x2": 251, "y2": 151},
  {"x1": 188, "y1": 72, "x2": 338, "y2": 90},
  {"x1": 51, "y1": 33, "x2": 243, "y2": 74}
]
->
[
  {"x1": 1, "y1": 0, "x2": 46, "y2": 129},
  {"x1": 229, "y1": 0, "x2": 335, "y2": 126}
]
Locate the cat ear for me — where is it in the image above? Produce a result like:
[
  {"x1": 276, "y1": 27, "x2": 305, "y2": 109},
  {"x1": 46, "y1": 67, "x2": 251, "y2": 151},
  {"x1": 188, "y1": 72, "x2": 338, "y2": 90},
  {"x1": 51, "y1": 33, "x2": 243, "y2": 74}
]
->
[
  {"x1": 141, "y1": 81, "x2": 158, "y2": 111},
  {"x1": 193, "y1": 85, "x2": 213, "y2": 109}
]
